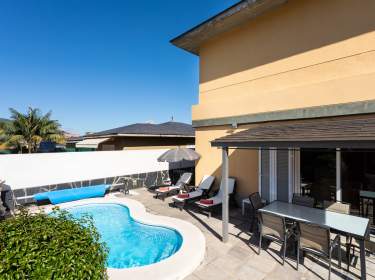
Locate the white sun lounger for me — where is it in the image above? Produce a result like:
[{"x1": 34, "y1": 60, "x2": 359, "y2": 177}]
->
[
  {"x1": 154, "y1": 172, "x2": 192, "y2": 200},
  {"x1": 195, "y1": 178, "x2": 236, "y2": 217},
  {"x1": 171, "y1": 175, "x2": 215, "y2": 208}
]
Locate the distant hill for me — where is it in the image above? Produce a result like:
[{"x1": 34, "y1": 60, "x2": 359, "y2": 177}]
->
[{"x1": 0, "y1": 118, "x2": 10, "y2": 124}]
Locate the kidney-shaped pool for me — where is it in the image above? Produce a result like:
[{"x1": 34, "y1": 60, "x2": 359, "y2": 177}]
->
[
  {"x1": 47, "y1": 197, "x2": 205, "y2": 280},
  {"x1": 66, "y1": 203, "x2": 183, "y2": 269}
]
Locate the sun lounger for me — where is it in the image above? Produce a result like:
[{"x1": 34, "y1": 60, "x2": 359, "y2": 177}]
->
[
  {"x1": 154, "y1": 172, "x2": 192, "y2": 200},
  {"x1": 195, "y1": 178, "x2": 235, "y2": 217},
  {"x1": 172, "y1": 175, "x2": 215, "y2": 209}
]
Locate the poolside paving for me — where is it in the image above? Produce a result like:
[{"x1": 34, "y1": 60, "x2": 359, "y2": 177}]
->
[{"x1": 126, "y1": 188, "x2": 375, "y2": 280}]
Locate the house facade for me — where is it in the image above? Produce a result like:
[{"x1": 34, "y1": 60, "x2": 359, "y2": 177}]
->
[{"x1": 172, "y1": 0, "x2": 375, "y2": 207}]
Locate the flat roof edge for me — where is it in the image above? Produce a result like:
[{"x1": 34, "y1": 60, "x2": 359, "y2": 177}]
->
[{"x1": 84, "y1": 134, "x2": 195, "y2": 139}]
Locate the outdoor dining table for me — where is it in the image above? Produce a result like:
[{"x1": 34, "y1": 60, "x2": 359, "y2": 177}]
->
[{"x1": 259, "y1": 201, "x2": 370, "y2": 280}]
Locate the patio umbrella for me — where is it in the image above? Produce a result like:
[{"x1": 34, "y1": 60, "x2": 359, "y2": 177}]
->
[{"x1": 157, "y1": 147, "x2": 200, "y2": 163}]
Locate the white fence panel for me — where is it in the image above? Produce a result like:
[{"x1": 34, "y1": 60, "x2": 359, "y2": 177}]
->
[{"x1": 0, "y1": 150, "x2": 190, "y2": 190}]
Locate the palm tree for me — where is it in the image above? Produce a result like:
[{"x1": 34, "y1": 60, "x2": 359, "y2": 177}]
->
[{"x1": 5, "y1": 107, "x2": 64, "y2": 153}]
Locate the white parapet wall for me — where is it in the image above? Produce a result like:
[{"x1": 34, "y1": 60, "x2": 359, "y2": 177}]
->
[{"x1": 0, "y1": 150, "x2": 193, "y2": 190}]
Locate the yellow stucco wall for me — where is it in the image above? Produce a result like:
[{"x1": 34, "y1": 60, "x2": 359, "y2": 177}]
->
[
  {"x1": 192, "y1": 0, "x2": 375, "y2": 202},
  {"x1": 194, "y1": 0, "x2": 375, "y2": 120},
  {"x1": 195, "y1": 125, "x2": 259, "y2": 202}
]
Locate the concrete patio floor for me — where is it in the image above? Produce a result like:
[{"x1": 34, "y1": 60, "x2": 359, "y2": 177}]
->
[{"x1": 126, "y1": 188, "x2": 375, "y2": 280}]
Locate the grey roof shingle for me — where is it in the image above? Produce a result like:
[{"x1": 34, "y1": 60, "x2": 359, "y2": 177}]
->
[
  {"x1": 91, "y1": 121, "x2": 194, "y2": 137},
  {"x1": 211, "y1": 114, "x2": 375, "y2": 148}
]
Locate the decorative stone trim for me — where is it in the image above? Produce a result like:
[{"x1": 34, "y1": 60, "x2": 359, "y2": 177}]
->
[{"x1": 8, "y1": 170, "x2": 171, "y2": 206}]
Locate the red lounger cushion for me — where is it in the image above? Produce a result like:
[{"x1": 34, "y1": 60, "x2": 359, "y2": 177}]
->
[
  {"x1": 200, "y1": 199, "x2": 213, "y2": 205},
  {"x1": 177, "y1": 193, "x2": 189, "y2": 199}
]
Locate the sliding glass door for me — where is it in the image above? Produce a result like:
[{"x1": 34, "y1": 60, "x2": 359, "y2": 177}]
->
[
  {"x1": 300, "y1": 149, "x2": 336, "y2": 204},
  {"x1": 341, "y1": 150, "x2": 375, "y2": 212}
]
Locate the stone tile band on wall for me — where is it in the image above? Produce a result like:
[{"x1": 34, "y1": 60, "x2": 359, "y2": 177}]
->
[
  {"x1": 192, "y1": 99, "x2": 375, "y2": 127},
  {"x1": 5, "y1": 169, "x2": 172, "y2": 207}
]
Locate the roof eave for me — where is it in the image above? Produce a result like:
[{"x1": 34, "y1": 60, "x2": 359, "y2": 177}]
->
[
  {"x1": 210, "y1": 114, "x2": 375, "y2": 149},
  {"x1": 170, "y1": 0, "x2": 288, "y2": 55},
  {"x1": 211, "y1": 140, "x2": 375, "y2": 149}
]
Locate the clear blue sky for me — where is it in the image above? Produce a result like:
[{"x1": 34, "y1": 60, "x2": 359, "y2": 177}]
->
[{"x1": 0, "y1": 0, "x2": 238, "y2": 134}]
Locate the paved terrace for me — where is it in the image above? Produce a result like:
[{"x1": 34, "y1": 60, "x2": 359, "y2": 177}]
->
[{"x1": 127, "y1": 188, "x2": 375, "y2": 280}]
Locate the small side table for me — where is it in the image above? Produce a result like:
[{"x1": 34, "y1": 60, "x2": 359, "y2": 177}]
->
[{"x1": 242, "y1": 197, "x2": 266, "y2": 215}]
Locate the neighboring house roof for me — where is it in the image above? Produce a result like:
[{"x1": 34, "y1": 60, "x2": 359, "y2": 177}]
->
[
  {"x1": 63, "y1": 130, "x2": 80, "y2": 139},
  {"x1": 171, "y1": 0, "x2": 287, "y2": 55},
  {"x1": 66, "y1": 136, "x2": 84, "y2": 144},
  {"x1": 88, "y1": 122, "x2": 195, "y2": 138},
  {"x1": 75, "y1": 138, "x2": 111, "y2": 149}
]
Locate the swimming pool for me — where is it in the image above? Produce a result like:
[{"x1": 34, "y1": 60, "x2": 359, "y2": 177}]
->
[
  {"x1": 66, "y1": 203, "x2": 182, "y2": 268},
  {"x1": 47, "y1": 197, "x2": 205, "y2": 280}
]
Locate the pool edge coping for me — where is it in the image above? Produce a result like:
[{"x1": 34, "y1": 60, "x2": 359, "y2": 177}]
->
[{"x1": 44, "y1": 196, "x2": 206, "y2": 280}]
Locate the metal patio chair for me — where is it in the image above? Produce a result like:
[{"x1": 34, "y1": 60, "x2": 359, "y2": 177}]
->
[
  {"x1": 297, "y1": 222, "x2": 341, "y2": 280},
  {"x1": 258, "y1": 211, "x2": 294, "y2": 265},
  {"x1": 292, "y1": 194, "x2": 315, "y2": 208},
  {"x1": 323, "y1": 200, "x2": 351, "y2": 214},
  {"x1": 346, "y1": 232, "x2": 374, "y2": 272},
  {"x1": 323, "y1": 200, "x2": 352, "y2": 270},
  {"x1": 249, "y1": 192, "x2": 265, "y2": 232}
]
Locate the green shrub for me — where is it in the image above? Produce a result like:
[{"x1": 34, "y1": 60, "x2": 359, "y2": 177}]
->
[{"x1": 0, "y1": 208, "x2": 108, "y2": 280}]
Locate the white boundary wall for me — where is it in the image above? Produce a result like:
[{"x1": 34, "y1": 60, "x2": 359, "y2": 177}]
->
[{"x1": 0, "y1": 150, "x2": 192, "y2": 190}]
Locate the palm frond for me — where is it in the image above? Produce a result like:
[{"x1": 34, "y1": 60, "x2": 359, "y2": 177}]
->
[{"x1": 4, "y1": 107, "x2": 63, "y2": 153}]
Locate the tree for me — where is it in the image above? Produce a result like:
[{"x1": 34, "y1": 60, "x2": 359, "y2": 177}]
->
[
  {"x1": 0, "y1": 121, "x2": 5, "y2": 138},
  {"x1": 0, "y1": 121, "x2": 7, "y2": 147},
  {"x1": 5, "y1": 107, "x2": 64, "y2": 153}
]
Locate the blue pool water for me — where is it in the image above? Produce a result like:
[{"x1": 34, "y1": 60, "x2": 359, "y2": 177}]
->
[{"x1": 66, "y1": 203, "x2": 182, "y2": 269}]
